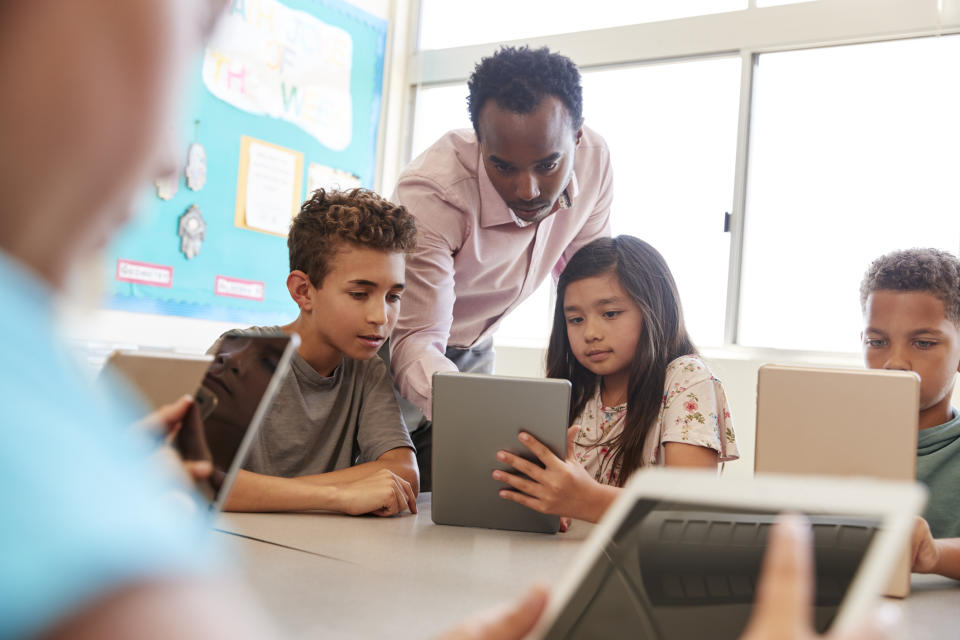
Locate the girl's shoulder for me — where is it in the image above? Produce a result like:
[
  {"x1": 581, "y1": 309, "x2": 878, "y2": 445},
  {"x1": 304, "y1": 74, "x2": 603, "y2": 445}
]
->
[
  {"x1": 665, "y1": 354, "x2": 713, "y2": 379},
  {"x1": 662, "y1": 355, "x2": 720, "y2": 399}
]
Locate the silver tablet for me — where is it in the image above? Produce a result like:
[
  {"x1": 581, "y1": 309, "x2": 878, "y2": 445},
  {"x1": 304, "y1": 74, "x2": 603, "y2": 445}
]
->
[
  {"x1": 431, "y1": 372, "x2": 571, "y2": 534},
  {"x1": 533, "y1": 469, "x2": 926, "y2": 639}
]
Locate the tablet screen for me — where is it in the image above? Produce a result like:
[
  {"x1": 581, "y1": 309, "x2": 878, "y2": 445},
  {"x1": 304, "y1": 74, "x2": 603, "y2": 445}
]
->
[
  {"x1": 174, "y1": 334, "x2": 292, "y2": 507},
  {"x1": 542, "y1": 499, "x2": 880, "y2": 639}
]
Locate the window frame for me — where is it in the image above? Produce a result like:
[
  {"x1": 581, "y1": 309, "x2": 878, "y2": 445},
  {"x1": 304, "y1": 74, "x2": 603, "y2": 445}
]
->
[{"x1": 375, "y1": 0, "x2": 960, "y2": 354}]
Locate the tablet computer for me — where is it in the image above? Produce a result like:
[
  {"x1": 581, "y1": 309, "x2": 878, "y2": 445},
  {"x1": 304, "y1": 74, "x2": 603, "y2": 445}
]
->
[
  {"x1": 431, "y1": 372, "x2": 571, "y2": 534},
  {"x1": 755, "y1": 364, "x2": 920, "y2": 596},
  {"x1": 532, "y1": 469, "x2": 926, "y2": 639},
  {"x1": 174, "y1": 332, "x2": 299, "y2": 513},
  {"x1": 100, "y1": 350, "x2": 213, "y2": 410}
]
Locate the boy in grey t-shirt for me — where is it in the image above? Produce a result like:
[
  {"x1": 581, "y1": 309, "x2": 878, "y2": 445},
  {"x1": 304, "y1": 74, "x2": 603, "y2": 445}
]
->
[{"x1": 216, "y1": 189, "x2": 419, "y2": 517}]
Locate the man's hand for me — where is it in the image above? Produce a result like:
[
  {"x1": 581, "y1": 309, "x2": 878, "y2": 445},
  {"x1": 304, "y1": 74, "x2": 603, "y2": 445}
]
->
[
  {"x1": 335, "y1": 468, "x2": 418, "y2": 517},
  {"x1": 435, "y1": 585, "x2": 548, "y2": 640},
  {"x1": 740, "y1": 513, "x2": 900, "y2": 640},
  {"x1": 493, "y1": 426, "x2": 617, "y2": 524}
]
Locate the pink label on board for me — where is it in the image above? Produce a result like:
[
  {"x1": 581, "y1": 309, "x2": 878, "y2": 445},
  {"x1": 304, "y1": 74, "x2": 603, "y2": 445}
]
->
[
  {"x1": 116, "y1": 259, "x2": 173, "y2": 288},
  {"x1": 215, "y1": 275, "x2": 265, "y2": 301}
]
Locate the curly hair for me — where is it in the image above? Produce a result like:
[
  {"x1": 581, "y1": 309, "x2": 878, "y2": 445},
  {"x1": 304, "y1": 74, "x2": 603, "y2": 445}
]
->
[
  {"x1": 288, "y1": 188, "x2": 417, "y2": 286},
  {"x1": 467, "y1": 46, "x2": 583, "y2": 137},
  {"x1": 860, "y1": 248, "x2": 960, "y2": 325}
]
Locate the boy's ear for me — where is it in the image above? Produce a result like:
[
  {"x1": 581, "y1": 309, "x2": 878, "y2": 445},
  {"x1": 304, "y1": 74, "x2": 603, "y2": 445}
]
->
[{"x1": 286, "y1": 270, "x2": 314, "y2": 311}]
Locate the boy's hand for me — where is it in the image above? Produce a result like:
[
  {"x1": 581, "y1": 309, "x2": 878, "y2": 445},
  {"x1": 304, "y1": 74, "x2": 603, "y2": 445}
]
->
[
  {"x1": 910, "y1": 516, "x2": 941, "y2": 574},
  {"x1": 335, "y1": 468, "x2": 417, "y2": 516},
  {"x1": 494, "y1": 426, "x2": 615, "y2": 524}
]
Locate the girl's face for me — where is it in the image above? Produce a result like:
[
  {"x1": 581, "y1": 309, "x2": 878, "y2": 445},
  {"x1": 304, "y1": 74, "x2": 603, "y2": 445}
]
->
[{"x1": 562, "y1": 271, "x2": 644, "y2": 379}]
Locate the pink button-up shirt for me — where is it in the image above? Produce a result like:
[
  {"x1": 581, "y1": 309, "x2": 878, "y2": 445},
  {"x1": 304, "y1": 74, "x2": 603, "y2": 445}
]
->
[{"x1": 390, "y1": 126, "x2": 613, "y2": 417}]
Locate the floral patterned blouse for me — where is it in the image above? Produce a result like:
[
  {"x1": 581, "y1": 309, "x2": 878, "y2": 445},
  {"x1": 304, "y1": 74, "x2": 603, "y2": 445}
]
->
[{"x1": 572, "y1": 355, "x2": 739, "y2": 485}]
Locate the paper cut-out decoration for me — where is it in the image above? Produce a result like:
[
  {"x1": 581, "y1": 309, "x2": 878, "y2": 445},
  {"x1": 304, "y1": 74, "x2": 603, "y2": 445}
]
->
[
  {"x1": 306, "y1": 163, "x2": 362, "y2": 196},
  {"x1": 178, "y1": 205, "x2": 206, "y2": 260},
  {"x1": 185, "y1": 142, "x2": 207, "y2": 191},
  {"x1": 155, "y1": 173, "x2": 178, "y2": 200},
  {"x1": 202, "y1": 0, "x2": 354, "y2": 150}
]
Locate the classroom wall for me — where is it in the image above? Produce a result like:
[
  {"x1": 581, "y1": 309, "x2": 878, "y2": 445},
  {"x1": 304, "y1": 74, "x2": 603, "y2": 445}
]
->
[{"x1": 494, "y1": 345, "x2": 960, "y2": 479}]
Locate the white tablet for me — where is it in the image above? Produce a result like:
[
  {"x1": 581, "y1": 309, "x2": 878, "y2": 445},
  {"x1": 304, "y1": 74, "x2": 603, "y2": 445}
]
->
[{"x1": 532, "y1": 469, "x2": 926, "y2": 639}]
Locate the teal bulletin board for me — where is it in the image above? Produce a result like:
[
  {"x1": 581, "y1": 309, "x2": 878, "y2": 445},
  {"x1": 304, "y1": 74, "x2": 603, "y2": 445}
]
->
[{"x1": 105, "y1": 0, "x2": 387, "y2": 325}]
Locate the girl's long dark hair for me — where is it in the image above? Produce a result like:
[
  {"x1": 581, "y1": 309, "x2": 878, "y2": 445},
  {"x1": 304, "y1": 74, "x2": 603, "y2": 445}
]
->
[{"x1": 546, "y1": 236, "x2": 697, "y2": 486}]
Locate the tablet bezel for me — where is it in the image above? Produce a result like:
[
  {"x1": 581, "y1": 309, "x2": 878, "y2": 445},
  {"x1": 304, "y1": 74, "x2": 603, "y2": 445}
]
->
[{"x1": 531, "y1": 468, "x2": 926, "y2": 638}]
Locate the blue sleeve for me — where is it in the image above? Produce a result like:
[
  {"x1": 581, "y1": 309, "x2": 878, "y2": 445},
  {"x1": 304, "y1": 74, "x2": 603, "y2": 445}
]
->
[{"x1": 0, "y1": 364, "x2": 219, "y2": 639}]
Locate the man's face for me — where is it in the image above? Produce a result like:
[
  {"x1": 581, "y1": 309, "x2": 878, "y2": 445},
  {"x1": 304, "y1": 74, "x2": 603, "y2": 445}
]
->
[
  {"x1": 477, "y1": 95, "x2": 581, "y2": 224},
  {"x1": 305, "y1": 245, "x2": 406, "y2": 363},
  {"x1": 862, "y1": 290, "x2": 960, "y2": 425},
  {"x1": 0, "y1": 0, "x2": 223, "y2": 286}
]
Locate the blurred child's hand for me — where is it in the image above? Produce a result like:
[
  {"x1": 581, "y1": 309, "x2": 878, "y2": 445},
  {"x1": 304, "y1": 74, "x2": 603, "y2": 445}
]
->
[
  {"x1": 493, "y1": 425, "x2": 618, "y2": 524},
  {"x1": 740, "y1": 514, "x2": 900, "y2": 640},
  {"x1": 136, "y1": 396, "x2": 213, "y2": 483},
  {"x1": 434, "y1": 585, "x2": 548, "y2": 640},
  {"x1": 910, "y1": 516, "x2": 940, "y2": 574}
]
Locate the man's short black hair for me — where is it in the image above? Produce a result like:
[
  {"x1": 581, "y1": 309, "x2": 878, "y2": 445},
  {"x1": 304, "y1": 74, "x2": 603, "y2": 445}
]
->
[{"x1": 467, "y1": 46, "x2": 583, "y2": 137}]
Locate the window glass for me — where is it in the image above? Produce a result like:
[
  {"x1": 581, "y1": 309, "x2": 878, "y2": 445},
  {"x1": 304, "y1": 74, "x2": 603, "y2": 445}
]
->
[
  {"x1": 418, "y1": 0, "x2": 746, "y2": 51},
  {"x1": 739, "y1": 36, "x2": 960, "y2": 352},
  {"x1": 581, "y1": 57, "x2": 742, "y2": 347},
  {"x1": 410, "y1": 83, "x2": 470, "y2": 160}
]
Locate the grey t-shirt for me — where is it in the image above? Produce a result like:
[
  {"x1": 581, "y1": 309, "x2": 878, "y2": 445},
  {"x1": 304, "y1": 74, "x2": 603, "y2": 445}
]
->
[{"x1": 212, "y1": 326, "x2": 414, "y2": 478}]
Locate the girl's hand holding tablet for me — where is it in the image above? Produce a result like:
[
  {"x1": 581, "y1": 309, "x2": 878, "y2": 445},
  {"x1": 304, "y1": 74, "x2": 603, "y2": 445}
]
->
[{"x1": 493, "y1": 426, "x2": 619, "y2": 526}]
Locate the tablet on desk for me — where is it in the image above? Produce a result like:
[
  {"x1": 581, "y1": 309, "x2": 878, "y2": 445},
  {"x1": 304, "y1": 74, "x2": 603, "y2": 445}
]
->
[
  {"x1": 174, "y1": 332, "x2": 299, "y2": 513},
  {"x1": 532, "y1": 469, "x2": 926, "y2": 640},
  {"x1": 100, "y1": 350, "x2": 213, "y2": 410},
  {"x1": 431, "y1": 372, "x2": 571, "y2": 534}
]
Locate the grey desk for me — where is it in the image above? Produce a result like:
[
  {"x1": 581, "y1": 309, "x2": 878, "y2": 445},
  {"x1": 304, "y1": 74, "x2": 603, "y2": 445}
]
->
[
  {"x1": 216, "y1": 493, "x2": 588, "y2": 638},
  {"x1": 215, "y1": 494, "x2": 959, "y2": 639}
]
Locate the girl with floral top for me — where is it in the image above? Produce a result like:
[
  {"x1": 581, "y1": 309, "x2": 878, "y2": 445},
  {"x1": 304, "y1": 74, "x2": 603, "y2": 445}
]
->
[{"x1": 493, "y1": 235, "x2": 739, "y2": 526}]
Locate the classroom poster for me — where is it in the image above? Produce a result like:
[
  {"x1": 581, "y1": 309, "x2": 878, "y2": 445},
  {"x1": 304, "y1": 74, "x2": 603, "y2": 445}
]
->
[
  {"x1": 203, "y1": 0, "x2": 354, "y2": 151},
  {"x1": 104, "y1": 0, "x2": 387, "y2": 325}
]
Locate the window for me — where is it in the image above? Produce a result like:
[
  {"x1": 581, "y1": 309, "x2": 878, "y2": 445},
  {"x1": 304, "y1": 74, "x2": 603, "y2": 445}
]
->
[
  {"x1": 417, "y1": 0, "x2": 747, "y2": 51},
  {"x1": 738, "y1": 35, "x2": 960, "y2": 352},
  {"x1": 582, "y1": 57, "x2": 742, "y2": 347},
  {"x1": 410, "y1": 83, "x2": 470, "y2": 159}
]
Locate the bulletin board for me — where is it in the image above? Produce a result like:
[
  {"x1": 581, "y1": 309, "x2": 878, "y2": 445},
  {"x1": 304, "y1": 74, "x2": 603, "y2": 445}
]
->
[{"x1": 105, "y1": 0, "x2": 387, "y2": 325}]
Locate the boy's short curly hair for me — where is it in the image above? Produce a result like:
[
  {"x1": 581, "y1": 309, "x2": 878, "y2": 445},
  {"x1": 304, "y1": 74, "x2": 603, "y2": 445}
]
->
[
  {"x1": 467, "y1": 45, "x2": 583, "y2": 138},
  {"x1": 288, "y1": 188, "x2": 417, "y2": 287},
  {"x1": 860, "y1": 248, "x2": 960, "y2": 325}
]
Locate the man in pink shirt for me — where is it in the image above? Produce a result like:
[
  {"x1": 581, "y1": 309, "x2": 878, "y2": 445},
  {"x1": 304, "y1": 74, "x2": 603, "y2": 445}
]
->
[{"x1": 389, "y1": 46, "x2": 613, "y2": 488}]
